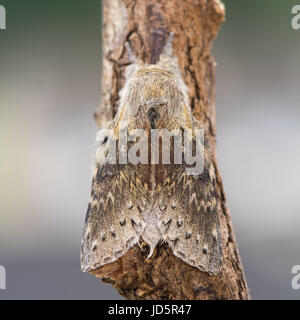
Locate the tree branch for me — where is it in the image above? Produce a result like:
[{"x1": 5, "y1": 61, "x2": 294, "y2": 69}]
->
[{"x1": 89, "y1": 0, "x2": 250, "y2": 300}]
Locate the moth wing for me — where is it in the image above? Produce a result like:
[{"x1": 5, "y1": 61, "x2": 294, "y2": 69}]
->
[
  {"x1": 81, "y1": 162, "x2": 147, "y2": 272},
  {"x1": 158, "y1": 162, "x2": 222, "y2": 275}
]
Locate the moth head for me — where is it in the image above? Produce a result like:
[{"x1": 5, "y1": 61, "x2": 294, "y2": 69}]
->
[{"x1": 115, "y1": 32, "x2": 192, "y2": 129}]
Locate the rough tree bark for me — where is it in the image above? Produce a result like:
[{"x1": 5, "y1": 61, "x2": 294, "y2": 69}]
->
[{"x1": 90, "y1": 0, "x2": 250, "y2": 300}]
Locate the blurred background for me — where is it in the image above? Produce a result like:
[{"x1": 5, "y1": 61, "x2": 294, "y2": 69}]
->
[{"x1": 0, "y1": 0, "x2": 299, "y2": 299}]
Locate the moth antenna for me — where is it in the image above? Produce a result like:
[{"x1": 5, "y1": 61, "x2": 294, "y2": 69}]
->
[
  {"x1": 163, "y1": 31, "x2": 175, "y2": 57},
  {"x1": 125, "y1": 41, "x2": 138, "y2": 63}
]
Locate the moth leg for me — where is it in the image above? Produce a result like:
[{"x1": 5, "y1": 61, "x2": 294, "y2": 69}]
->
[
  {"x1": 137, "y1": 239, "x2": 157, "y2": 262},
  {"x1": 138, "y1": 239, "x2": 148, "y2": 251},
  {"x1": 145, "y1": 246, "x2": 158, "y2": 263}
]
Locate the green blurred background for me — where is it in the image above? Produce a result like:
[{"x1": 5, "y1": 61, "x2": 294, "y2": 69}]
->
[{"x1": 0, "y1": 0, "x2": 300, "y2": 299}]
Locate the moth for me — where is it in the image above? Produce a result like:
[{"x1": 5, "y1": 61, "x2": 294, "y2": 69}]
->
[{"x1": 81, "y1": 33, "x2": 222, "y2": 275}]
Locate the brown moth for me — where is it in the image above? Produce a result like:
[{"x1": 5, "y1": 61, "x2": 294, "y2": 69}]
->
[{"x1": 81, "y1": 34, "x2": 222, "y2": 275}]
